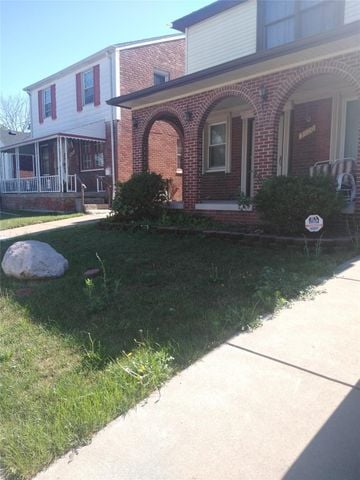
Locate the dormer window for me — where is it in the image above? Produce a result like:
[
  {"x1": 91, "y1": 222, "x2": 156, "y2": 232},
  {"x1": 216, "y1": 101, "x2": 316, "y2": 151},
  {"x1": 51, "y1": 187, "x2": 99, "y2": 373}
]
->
[
  {"x1": 258, "y1": 0, "x2": 344, "y2": 50},
  {"x1": 154, "y1": 69, "x2": 170, "y2": 85},
  {"x1": 83, "y1": 70, "x2": 94, "y2": 105},
  {"x1": 43, "y1": 88, "x2": 52, "y2": 118}
]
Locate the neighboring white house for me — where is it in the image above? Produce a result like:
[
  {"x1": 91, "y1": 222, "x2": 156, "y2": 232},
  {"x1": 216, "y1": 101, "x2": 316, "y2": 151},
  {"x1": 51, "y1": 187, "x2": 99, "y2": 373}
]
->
[{"x1": 0, "y1": 34, "x2": 185, "y2": 211}]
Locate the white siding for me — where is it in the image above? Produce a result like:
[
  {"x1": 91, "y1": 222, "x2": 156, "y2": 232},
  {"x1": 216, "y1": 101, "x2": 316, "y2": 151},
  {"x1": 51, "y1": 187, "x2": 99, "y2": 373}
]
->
[
  {"x1": 30, "y1": 55, "x2": 112, "y2": 138},
  {"x1": 186, "y1": 0, "x2": 257, "y2": 74},
  {"x1": 344, "y1": 0, "x2": 360, "y2": 24}
]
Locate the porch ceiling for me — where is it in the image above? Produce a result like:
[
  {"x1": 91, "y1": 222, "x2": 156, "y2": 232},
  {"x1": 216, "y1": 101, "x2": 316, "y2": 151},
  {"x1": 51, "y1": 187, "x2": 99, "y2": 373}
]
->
[{"x1": 107, "y1": 23, "x2": 360, "y2": 111}]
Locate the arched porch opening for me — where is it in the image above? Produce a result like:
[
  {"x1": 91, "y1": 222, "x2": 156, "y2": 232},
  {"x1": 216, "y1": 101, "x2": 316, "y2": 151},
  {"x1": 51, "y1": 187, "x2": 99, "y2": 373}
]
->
[
  {"x1": 273, "y1": 71, "x2": 360, "y2": 179},
  {"x1": 142, "y1": 112, "x2": 184, "y2": 204},
  {"x1": 196, "y1": 93, "x2": 257, "y2": 208}
]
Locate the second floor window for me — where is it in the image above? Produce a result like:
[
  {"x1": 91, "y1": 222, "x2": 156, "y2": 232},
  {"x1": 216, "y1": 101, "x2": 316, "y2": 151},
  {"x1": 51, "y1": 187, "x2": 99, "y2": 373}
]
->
[
  {"x1": 259, "y1": 0, "x2": 344, "y2": 50},
  {"x1": 154, "y1": 69, "x2": 170, "y2": 85},
  {"x1": 43, "y1": 88, "x2": 52, "y2": 118},
  {"x1": 83, "y1": 70, "x2": 94, "y2": 105}
]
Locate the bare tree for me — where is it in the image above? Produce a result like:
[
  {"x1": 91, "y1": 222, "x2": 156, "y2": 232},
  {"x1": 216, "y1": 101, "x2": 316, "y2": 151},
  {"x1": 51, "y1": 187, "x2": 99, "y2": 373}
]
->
[{"x1": 0, "y1": 94, "x2": 30, "y2": 132}]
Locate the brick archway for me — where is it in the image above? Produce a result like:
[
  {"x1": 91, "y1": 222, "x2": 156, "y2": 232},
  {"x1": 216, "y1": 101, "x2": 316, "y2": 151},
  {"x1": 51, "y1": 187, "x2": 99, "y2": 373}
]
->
[
  {"x1": 270, "y1": 60, "x2": 360, "y2": 126},
  {"x1": 265, "y1": 60, "x2": 360, "y2": 194},
  {"x1": 196, "y1": 86, "x2": 259, "y2": 135},
  {"x1": 137, "y1": 107, "x2": 185, "y2": 172},
  {"x1": 135, "y1": 107, "x2": 185, "y2": 202},
  {"x1": 188, "y1": 86, "x2": 260, "y2": 205}
]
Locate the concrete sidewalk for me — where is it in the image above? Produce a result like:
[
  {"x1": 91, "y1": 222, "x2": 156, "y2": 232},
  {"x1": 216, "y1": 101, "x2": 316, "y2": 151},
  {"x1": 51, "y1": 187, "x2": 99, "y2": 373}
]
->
[
  {"x1": 0, "y1": 213, "x2": 108, "y2": 241},
  {"x1": 35, "y1": 258, "x2": 360, "y2": 480}
]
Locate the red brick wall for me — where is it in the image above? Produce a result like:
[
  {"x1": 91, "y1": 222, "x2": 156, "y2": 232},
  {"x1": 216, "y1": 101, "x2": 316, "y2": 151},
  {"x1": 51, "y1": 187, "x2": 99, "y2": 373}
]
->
[
  {"x1": 119, "y1": 39, "x2": 185, "y2": 96},
  {"x1": 1, "y1": 194, "x2": 80, "y2": 212},
  {"x1": 117, "y1": 39, "x2": 185, "y2": 183},
  {"x1": 148, "y1": 121, "x2": 182, "y2": 201},
  {"x1": 289, "y1": 98, "x2": 332, "y2": 176},
  {"x1": 131, "y1": 51, "x2": 360, "y2": 221},
  {"x1": 200, "y1": 116, "x2": 242, "y2": 200}
]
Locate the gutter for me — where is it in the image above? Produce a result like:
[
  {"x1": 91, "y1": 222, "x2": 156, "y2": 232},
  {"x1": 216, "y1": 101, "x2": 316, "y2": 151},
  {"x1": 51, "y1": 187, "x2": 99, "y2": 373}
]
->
[{"x1": 107, "y1": 21, "x2": 360, "y2": 108}]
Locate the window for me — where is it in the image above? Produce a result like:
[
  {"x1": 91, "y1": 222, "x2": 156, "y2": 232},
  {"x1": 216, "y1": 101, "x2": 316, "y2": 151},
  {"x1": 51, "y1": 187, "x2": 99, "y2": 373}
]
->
[
  {"x1": 208, "y1": 122, "x2": 227, "y2": 170},
  {"x1": 40, "y1": 145, "x2": 50, "y2": 175},
  {"x1": 83, "y1": 70, "x2": 94, "y2": 105},
  {"x1": 80, "y1": 141, "x2": 104, "y2": 170},
  {"x1": 43, "y1": 88, "x2": 52, "y2": 118},
  {"x1": 154, "y1": 70, "x2": 169, "y2": 85},
  {"x1": 203, "y1": 114, "x2": 231, "y2": 173},
  {"x1": 259, "y1": 0, "x2": 344, "y2": 50},
  {"x1": 343, "y1": 99, "x2": 360, "y2": 159},
  {"x1": 176, "y1": 138, "x2": 183, "y2": 172}
]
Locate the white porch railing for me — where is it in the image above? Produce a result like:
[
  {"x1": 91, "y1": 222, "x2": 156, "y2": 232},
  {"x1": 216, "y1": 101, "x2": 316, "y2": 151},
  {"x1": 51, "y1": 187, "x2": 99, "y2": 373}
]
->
[
  {"x1": 39, "y1": 175, "x2": 60, "y2": 192},
  {"x1": 0, "y1": 175, "x2": 78, "y2": 194},
  {"x1": 96, "y1": 176, "x2": 106, "y2": 192},
  {"x1": 66, "y1": 174, "x2": 77, "y2": 192}
]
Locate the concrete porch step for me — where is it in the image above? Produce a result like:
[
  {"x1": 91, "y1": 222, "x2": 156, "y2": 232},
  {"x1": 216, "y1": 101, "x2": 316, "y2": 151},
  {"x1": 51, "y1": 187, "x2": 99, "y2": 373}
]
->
[
  {"x1": 84, "y1": 204, "x2": 110, "y2": 215},
  {"x1": 84, "y1": 197, "x2": 108, "y2": 204}
]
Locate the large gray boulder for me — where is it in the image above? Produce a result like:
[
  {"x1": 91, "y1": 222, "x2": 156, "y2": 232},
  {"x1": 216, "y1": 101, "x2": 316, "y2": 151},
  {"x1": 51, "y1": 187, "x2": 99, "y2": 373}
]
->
[{"x1": 1, "y1": 240, "x2": 69, "y2": 279}]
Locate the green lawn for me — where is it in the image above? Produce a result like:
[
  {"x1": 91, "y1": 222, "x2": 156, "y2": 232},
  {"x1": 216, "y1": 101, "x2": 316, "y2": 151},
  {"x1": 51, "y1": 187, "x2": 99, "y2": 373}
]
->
[
  {"x1": 0, "y1": 224, "x2": 354, "y2": 479},
  {"x1": 0, "y1": 210, "x2": 82, "y2": 230}
]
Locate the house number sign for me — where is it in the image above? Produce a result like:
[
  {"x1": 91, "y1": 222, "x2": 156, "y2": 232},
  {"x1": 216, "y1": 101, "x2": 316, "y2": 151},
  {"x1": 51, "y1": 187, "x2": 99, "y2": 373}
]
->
[{"x1": 299, "y1": 124, "x2": 316, "y2": 140}]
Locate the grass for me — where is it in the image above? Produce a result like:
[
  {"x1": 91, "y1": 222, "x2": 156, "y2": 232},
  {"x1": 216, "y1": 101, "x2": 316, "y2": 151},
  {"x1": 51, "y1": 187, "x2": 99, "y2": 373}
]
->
[
  {"x1": 0, "y1": 210, "x2": 82, "y2": 230},
  {"x1": 0, "y1": 224, "x2": 355, "y2": 479}
]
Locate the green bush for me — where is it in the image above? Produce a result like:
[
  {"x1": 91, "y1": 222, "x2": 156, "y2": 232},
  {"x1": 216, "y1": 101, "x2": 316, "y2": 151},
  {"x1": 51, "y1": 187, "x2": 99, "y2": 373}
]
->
[
  {"x1": 254, "y1": 175, "x2": 344, "y2": 234},
  {"x1": 112, "y1": 172, "x2": 168, "y2": 220}
]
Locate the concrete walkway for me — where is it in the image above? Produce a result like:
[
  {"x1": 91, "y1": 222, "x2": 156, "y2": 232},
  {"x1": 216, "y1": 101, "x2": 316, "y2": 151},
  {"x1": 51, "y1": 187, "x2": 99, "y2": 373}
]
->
[
  {"x1": 34, "y1": 258, "x2": 360, "y2": 480},
  {"x1": 0, "y1": 213, "x2": 108, "y2": 241}
]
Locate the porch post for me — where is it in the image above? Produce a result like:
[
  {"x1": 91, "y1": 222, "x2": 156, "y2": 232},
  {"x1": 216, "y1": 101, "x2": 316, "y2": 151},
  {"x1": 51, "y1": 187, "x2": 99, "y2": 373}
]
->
[
  {"x1": 56, "y1": 137, "x2": 62, "y2": 192},
  {"x1": 35, "y1": 142, "x2": 40, "y2": 192},
  {"x1": 64, "y1": 137, "x2": 69, "y2": 192},
  {"x1": 15, "y1": 147, "x2": 20, "y2": 192}
]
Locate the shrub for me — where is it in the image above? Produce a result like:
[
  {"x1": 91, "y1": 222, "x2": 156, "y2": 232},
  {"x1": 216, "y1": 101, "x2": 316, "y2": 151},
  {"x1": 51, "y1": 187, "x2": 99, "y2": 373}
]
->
[
  {"x1": 254, "y1": 175, "x2": 344, "y2": 234},
  {"x1": 112, "y1": 172, "x2": 168, "y2": 220}
]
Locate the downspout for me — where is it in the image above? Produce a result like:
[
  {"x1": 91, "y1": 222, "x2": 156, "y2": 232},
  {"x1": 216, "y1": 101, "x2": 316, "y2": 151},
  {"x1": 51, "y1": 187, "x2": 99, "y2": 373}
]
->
[
  {"x1": 24, "y1": 89, "x2": 33, "y2": 138},
  {"x1": 107, "y1": 49, "x2": 116, "y2": 201}
]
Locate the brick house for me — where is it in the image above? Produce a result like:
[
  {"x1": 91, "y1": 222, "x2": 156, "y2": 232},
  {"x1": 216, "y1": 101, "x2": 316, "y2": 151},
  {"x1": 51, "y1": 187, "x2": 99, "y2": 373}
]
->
[
  {"x1": 0, "y1": 35, "x2": 184, "y2": 212},
  {"x1": 108, "y1": 0, "x2": 360, "y2": 224}
]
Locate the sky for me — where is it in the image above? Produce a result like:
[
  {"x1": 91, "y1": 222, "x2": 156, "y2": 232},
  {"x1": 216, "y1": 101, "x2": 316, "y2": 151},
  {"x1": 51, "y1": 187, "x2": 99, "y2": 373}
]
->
[{"x1": 0, "y1": 0, "x2": 210, "y2": 98}]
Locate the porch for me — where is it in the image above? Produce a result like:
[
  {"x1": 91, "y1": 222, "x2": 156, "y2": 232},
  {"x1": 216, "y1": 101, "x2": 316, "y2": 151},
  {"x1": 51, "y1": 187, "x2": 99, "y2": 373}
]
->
[
  {"x1": 127, "y1": 55, "x2": 360, "y2": 223},
  {"x1": 0, "y1": 133, "x2": 111, "y2": 211}
]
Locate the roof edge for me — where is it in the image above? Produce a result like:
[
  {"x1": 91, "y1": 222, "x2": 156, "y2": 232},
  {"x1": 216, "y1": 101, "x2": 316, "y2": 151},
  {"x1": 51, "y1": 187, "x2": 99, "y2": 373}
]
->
[
  {"x1": 172, "y1": 0, "x2": 246, "y2": 32},
  {"x1": 23, "y1": 34, "x2": 184, "y2": 92},
  {"x1": 107, "y1": 21, "x2": 360, "y2": 108}
]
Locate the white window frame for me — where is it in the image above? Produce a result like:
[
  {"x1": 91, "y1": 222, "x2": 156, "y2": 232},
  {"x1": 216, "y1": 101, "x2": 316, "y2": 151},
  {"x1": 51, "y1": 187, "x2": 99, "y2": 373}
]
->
[
  {"x1": 276, "y1": 104, "x2": 292, "y2": 176},
  {"x1": 240, "y1": 114, "x2": 255, "y2": 197},
  {"x1": 154, "y1": 69, "x2": 170, "y2": 86},
  {"x1": 176, "y1": 137, "x2": 183, "y2": 174},
  {"x1": 339, "y1": 95, "x2": 359, "y2": 160},
  {"x1": 82, "y1": 69, "x2": 94, "y2": 106},
  {"x1": 43, "y1": 87, "x2": 52, "y2": 119},
  {"x1": 203, "y1": 114, "x2": 231, "y2": 173}
]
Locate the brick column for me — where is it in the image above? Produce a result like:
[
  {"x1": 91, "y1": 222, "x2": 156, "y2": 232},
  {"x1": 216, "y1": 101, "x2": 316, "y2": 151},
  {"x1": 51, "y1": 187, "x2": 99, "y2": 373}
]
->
[
  {"x1": 132, "y1": 112, "x2": 146, "y2": 174},
  {"x1": 182, "y1": 124, "x2": 200, "y2": 210},
  {"x1": 252, "y1": 115, "x2": 278, "y2": 193}
]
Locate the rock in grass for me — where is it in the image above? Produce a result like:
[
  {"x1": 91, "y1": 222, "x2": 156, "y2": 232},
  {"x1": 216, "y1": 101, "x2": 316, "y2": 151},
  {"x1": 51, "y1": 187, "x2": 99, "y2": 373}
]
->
[{"x1": 1, "y1": 240, "x2": 68, "y2": 279}]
